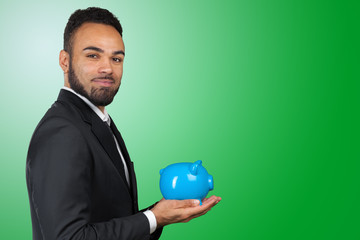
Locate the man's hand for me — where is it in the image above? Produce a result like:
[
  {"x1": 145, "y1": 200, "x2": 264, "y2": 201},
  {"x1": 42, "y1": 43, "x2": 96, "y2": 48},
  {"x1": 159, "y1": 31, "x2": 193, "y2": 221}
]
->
[{"x1": 150, "y1": 195, "x2": 221, "y2": 228}]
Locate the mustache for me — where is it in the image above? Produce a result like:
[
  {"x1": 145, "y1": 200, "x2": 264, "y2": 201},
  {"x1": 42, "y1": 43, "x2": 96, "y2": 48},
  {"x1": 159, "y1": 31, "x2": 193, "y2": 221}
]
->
[{"x1": 91, "y1": 76, "x2": 115, "y2": 82}]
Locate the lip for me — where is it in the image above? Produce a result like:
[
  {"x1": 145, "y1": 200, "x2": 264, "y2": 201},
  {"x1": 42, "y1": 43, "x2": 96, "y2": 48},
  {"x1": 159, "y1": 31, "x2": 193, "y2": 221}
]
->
[{"x1": 92, "y1": 78, "x2": 115, "y2": 87}]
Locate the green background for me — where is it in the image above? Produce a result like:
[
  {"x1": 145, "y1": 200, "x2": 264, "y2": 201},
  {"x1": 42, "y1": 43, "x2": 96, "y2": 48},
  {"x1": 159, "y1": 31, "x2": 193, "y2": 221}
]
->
[{"x1": 0, "y1": 0, "x2": 359, "y2": 239}]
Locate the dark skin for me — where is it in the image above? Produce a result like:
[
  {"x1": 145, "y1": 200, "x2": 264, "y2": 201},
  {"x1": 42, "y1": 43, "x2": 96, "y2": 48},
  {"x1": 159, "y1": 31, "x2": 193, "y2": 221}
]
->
[{"x1": 59, "y1": 22, "x2": 222, "y2": 228}]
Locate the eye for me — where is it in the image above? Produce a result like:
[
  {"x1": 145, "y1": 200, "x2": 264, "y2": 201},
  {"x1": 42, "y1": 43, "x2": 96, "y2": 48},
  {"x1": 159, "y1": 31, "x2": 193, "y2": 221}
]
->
[
  {"x1": 87, "y1": 54, "x2": 98, "y2": 59},
  {"x1": 113, "y1": 57, "x2": 123, "y2": 63}
]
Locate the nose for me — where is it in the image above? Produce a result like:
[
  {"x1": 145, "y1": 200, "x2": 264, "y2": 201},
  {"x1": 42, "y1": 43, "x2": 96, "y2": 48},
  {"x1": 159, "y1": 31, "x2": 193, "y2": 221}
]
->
[{"x1": 98, "y1": 58, "x2": 113, "y2": 74}]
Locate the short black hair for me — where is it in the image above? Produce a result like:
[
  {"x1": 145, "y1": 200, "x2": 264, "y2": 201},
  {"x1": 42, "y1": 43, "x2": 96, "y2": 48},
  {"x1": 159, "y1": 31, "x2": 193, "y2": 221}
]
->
[{"x1": 63, "y1": 7, "x2": 123, "y2": 54}]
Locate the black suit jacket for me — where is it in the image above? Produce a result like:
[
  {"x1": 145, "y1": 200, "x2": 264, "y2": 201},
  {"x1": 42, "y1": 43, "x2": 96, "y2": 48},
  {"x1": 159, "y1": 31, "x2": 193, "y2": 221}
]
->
[{"x1": 26, "y1": 89, "x2": 162, "y2": 240}]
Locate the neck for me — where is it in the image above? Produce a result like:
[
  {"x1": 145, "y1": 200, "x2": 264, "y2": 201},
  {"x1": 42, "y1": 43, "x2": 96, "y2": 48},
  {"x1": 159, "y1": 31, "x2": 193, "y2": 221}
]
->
[
  {"x1": 97, "y1": 106, "x2": 105, "y2": 113},
  {"x1": 62, "y1": 85, "x2": 106, "y2": 114}
]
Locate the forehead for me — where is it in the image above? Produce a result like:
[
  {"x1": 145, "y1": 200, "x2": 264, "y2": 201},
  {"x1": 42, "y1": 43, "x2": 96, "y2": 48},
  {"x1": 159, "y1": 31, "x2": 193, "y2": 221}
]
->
[{"x1": 72, "y1": 22, "x2": 124, "y2": 52}]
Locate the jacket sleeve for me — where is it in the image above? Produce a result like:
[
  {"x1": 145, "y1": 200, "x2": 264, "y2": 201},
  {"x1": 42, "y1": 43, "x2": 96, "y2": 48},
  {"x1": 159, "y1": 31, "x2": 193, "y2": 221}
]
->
[
  {"x1": 26, "y1": 117, "x2": 153, "y2": 240},
  {"x1": 140, "y1": 204, "x2": 163, "y2": 240}
]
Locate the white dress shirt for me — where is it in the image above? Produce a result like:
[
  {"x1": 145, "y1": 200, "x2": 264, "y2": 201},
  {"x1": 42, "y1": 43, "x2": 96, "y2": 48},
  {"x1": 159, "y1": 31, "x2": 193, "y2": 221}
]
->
[{"x1": 61, "y1": 87, "x2": 157, "y2": 234}]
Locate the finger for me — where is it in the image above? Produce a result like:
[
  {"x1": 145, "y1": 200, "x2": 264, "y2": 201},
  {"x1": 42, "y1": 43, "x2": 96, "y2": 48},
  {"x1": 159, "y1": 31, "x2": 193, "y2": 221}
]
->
[
  {"x1": 200, "y1": 197, "x2": 218, "y2": 208},
  {"x1": 193, "y1": 208, "x2": 211, "y2": 218},
  {"x1": 202, "y1": 196, "x2": 216, "y2": 204},
  {"x1": 181, "y1": 207, "x2": 212, "y2": 223},
  {"x1": 190, "y1": 198, "x2": 219, "y2": 214},
  {"x1": 182, "y1": 201, "x2": 215, "y2": 217},
  {"x1": 207, "y1": 195, "x2": 221, "y2": 202},
  {"x1": 203, "y1": 196, "x2": 221, "y2": 206},
  {"x1": 173, "y1": 199, "x2": 200, "y2": 208}
]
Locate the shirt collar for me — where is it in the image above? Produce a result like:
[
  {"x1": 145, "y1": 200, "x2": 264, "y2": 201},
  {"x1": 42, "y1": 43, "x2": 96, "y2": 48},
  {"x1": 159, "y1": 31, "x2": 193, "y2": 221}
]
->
[{"x1": 62, "y1": 86, "x2": 111, "y2": 126}]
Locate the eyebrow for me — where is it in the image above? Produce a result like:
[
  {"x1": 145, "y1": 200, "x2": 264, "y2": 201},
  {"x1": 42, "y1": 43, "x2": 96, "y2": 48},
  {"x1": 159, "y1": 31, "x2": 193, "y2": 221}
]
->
[{"x1": 83, "y1": 46, "x2": 125, "y2": 56}]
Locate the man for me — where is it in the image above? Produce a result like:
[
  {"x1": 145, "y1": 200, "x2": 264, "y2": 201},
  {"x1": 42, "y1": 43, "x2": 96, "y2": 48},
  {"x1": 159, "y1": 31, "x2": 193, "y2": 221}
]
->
[{"x1": 26, "y1": 7, "x2": 221, "y2": 240}]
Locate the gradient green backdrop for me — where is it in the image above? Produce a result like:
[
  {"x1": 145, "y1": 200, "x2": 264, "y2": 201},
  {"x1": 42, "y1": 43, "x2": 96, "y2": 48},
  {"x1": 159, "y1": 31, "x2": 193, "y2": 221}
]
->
[{"x1": 0, "y1": 0, "x2": 359, "y2": 239}]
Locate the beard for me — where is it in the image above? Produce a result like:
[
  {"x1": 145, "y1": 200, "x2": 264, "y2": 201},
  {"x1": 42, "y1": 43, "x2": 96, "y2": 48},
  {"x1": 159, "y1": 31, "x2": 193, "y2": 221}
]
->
[{"x1": 68, "y1": 61, "x2": 120, "y2": 107}]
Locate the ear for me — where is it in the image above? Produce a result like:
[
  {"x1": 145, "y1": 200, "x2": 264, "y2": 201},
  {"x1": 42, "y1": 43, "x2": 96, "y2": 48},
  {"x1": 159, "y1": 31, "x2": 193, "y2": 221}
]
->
[
  {"x1": 189, "y1": 160, "x2": 202, "y2": 175},
  {"x1": 59, "y1": 50, "x2": 70, "y2": 73}
]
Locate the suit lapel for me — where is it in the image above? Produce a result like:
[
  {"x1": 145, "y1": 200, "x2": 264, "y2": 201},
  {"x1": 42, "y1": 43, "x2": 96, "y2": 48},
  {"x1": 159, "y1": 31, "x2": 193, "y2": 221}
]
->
[
  {"x1": 110, "y1": 119, "x2": 139, "y2": 212},
  {"x1": 57, "y1": 90, "x2": 131, "y2": 193},
  {"x1": 90, "y1": 114, "x2": 130, "y2": 191}
]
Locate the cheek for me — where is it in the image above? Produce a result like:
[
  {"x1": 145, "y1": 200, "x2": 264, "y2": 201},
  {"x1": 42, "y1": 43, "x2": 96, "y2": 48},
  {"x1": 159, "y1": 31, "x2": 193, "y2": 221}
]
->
[
  {"x1": 76, "y1": 62, "x2": 98, "y2": 80},
  {"x1": 114, "y1": 65, "x2": 124, "y2": 80}
]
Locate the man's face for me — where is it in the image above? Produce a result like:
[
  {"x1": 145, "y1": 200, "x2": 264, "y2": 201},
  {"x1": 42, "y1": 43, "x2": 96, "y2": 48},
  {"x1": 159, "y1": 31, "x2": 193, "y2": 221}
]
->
[{"x1": 68, "y1": 22, "x2": 125, "y2": 106}]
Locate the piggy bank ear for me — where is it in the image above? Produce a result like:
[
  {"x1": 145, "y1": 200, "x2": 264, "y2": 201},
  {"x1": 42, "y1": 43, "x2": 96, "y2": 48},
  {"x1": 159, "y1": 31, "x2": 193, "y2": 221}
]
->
[
  {"x1": 190, "y1": 160, "x2": 202, "y2": 175},
  {"x1": 159, "y1": 168, "x2": 164, "y2": 175}
]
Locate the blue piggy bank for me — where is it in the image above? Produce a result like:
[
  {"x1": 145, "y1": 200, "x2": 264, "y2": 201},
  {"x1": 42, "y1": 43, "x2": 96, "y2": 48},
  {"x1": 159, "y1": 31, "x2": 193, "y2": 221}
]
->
[{"x1": 159, "y1": 160, "x2": 214, "y2": 205}]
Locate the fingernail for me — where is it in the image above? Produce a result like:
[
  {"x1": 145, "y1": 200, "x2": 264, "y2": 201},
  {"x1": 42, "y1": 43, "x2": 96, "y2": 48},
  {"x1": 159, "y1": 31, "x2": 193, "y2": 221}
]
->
[{"x1": 194, "y1": 200, "x2": 200, "y2": 205}]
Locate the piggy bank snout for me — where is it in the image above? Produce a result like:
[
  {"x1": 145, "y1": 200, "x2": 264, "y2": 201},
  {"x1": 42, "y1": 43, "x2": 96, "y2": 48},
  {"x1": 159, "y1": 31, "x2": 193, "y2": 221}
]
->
[{"x1": 208, "y1": 175, "x2": 214, "y2": 190}]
